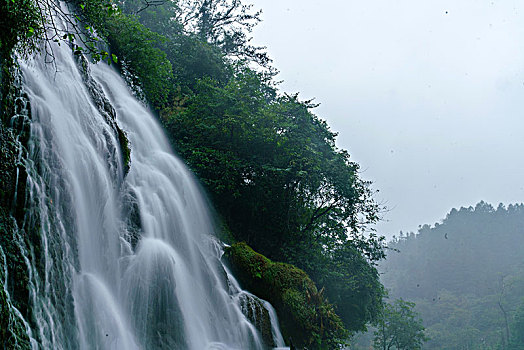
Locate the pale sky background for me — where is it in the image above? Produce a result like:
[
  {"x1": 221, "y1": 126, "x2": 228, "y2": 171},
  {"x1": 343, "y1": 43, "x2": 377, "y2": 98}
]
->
[{"x1": 249, "y1": 0, "x2": 524, "y2": 238}]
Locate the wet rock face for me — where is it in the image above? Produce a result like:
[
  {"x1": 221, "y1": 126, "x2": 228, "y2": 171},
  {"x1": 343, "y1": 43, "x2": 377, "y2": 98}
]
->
[
  {"x1": 0, "y1": 59, "x2": 32, "y2": 350},
  {"x1": 239, "y1": 293, "x2": 274, "y2": 347},
  {"x1": 121, "y1": 186, "x2": 143, "y2": 253},
  {"x1": 0, "y1": 209, "x2": 31, "y2": 348},
  {"x1": 75, "y1": 54, "x2": 132, "y2": 175},
  {"x1": 0, "y1": 62, "x2": 30, "y2": 221},
  {"x1": 0, "y1": 280, "x2": 31, "y2": 350},
  {"x1": 0, "y1": 126, "x2": 18, "y2": 208}
]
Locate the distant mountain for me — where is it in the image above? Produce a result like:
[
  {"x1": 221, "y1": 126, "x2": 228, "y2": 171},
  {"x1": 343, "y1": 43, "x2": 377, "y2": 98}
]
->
[{"x1": 380, "y1": 201, "x2": 524, "y2": 349}]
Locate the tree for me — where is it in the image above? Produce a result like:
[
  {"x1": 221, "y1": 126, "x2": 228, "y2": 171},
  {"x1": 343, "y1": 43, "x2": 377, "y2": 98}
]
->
[
  {"x1": 0, "y1": 0, "x2": 39, "y2": 59},
  {"x1": 1, "y1": 0, "x2": 125, "y2": 67},
  {"x1": 373, "y1": 299, "x2": 428, "y2": 350},
  {"x1": 121, "y1": 0, "x2": 270, "y2": 68},
  {"x1": 176, "y1": 0, "x2": 271, "y2": 67},
  {"x1": 509, "y1": 300, "x2": 524, "y2": 350},
  {"x1": 120, "y1": 0, "x2": 230, "y2": 91},
  {"x1": 317, "y1": 242, "x2": 384, "y2": 332}
]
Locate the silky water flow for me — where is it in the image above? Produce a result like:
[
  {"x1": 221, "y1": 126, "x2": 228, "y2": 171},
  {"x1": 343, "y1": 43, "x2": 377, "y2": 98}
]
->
[{"x1": 13, "y1": 21, "x2": 287, "y2": 350}]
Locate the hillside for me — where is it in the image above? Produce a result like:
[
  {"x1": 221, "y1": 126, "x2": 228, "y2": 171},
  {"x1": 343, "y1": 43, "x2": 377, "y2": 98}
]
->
[{"x1": 380, "y1": 202, "x2": 524, "y2": 349}]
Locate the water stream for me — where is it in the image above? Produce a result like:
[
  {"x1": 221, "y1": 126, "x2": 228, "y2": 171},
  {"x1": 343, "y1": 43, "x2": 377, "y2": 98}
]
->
[{"x1": 15, "y1": 18, "x2": 286, "y2": 349}]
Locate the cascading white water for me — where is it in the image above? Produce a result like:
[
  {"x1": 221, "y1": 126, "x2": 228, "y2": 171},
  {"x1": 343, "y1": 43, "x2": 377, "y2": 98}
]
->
[{"x1": 17, "y1": 17, "x2": 286, "y2": 349}]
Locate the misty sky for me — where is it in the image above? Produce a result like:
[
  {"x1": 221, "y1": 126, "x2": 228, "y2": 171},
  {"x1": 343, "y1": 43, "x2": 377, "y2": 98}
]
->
[{"x1": 249, "y1": 0, "x2": 524, "y2": 237}]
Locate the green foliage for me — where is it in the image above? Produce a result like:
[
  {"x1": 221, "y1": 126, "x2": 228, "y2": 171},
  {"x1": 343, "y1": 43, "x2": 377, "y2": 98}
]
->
[
  {"x1": 105, "y1": 14, "x2": 172, "y2": 107},
  {"x1": 174, "y1": 0, "x2": 271, "y2": 67},
  {"x1": 0, "y1": 0, "x2": 122, "y2": 67},
  {"x1": 0, "y1": 0, "x2": 40, "y2": 58},
  {"x1": 318, "y1": 242, "x2": 384, "y2": 332},
  {"x1": 0, "y1": 0, "x2": 173, "y2": 106},
  {"x1": 79, "y1": 0, "x2": 173, "y2": 107},
  {"x1": 224, "y1": 242, "x2": 346, "y2": 349},
  {"x1": 373, "y1": 299, "x2": 428, "y2": 350},
  {"x1": 120, "y1": 0, "x2": 231, "y2": 90},
  {"x1": 167, "y1": 35, "x2": 229, "y2": 90},
  {"x1": 509, "y1": 300, "x2": 524, "y2": 350}
]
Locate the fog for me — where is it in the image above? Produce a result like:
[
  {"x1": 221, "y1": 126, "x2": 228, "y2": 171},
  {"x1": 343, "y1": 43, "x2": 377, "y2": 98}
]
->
[{"x1": 250, "y1": 0, "x2": 524, "y2": 237}]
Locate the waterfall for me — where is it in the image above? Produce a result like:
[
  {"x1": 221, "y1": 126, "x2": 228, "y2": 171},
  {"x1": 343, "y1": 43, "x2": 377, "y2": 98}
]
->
[{"x1": 14, "y1": 20, "x2": 287, "y2": 349}]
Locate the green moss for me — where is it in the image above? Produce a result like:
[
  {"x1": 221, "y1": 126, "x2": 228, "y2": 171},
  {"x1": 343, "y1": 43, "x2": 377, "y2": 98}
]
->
[
  {"x1": 117, "y1": 127, "x2": 131, "y2": 174},
  {"x1": 224, "y1": 242, "x2": 347, "y2": 349},
  {"x1": 0, "y1": 125, "x2": 17, "y2": 208}
]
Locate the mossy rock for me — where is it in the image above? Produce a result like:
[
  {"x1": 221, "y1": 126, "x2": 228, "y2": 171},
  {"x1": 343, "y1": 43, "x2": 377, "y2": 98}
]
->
[
  {"x1": 0, "y1": 208, "x2": 31, "y2": 349},
  {"x1": 0, "y1": 60, "x2": 31, "y2": 345},
  {"x1": 117, "y1": 127, "x2": 131, "y2": 174},
  {"x1": 0, "y1": 208, "x2": 30, "y2": 315},
  {"x1": 0, "y1": 58, "x2": 29, "y2": 223},
  {"x1": 75, "y1": 53, "x2": 132, "y2": 175},
  {"x1": 0, "y1": 125, "x2": 18, "y2": 208},
  {"x1": 223, "y1": 242, "x2": 346, "y2": 349},
  {"x1": 238, "y1": 293, "x2": 274, "y2": 347}
]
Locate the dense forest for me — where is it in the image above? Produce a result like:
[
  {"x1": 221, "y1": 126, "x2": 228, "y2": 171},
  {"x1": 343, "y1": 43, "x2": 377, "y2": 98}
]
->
[
  {"x1": 354, "y1": 201, "x2": 524, "y2": 349},
  {"x1": 1, "y1": 0, "x2": 388, "y2": 348}
]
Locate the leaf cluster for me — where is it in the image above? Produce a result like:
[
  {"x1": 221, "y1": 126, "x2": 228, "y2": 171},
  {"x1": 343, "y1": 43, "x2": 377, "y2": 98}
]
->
[
  {"x1": 373, "y1": 298, "x2": 428, "y2": 350},
  {"x1": 0, "y1": 0, "x2": 40, "y2": 58}
]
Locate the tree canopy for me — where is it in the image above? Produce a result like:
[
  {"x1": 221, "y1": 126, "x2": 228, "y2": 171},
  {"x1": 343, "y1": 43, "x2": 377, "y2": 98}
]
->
[{"x1": 373, "y1": 299, "x2": 428, "y2": 350}]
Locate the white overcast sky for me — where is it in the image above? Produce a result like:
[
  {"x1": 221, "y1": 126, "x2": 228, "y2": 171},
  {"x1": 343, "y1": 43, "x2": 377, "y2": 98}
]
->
[{"x1": 249, "y1": 0, "x2": 524, "y2": 237}]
